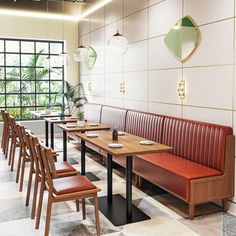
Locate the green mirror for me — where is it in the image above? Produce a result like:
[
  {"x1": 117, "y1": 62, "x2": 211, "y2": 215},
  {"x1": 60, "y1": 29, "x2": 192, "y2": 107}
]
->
[
  {"x1": 164, "y1": 16, "x2": 201, "y2": 62},
  {"x1": 84, "y1": 46, "x2": 97, "y2": 71}
]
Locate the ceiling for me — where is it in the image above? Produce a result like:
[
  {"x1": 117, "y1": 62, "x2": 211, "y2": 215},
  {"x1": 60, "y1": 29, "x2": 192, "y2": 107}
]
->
[{"x1": 0, "y1": 0, "x2": 99, "y2": 18}]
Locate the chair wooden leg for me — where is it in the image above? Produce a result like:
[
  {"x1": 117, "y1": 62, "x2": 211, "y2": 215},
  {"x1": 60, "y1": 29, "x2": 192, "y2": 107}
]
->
[
  {"x1": 93, "y1": 195, "x2": 100, "y2": 236},
  {"x1": 15, "y1": 149, "x2": 22, "y2": 183},
  {"x1": 32, "y1": 173, "x2": 40, "y2": 220},
  {"x1": 189, "y1": 204, "x2": 195, "y2": 220},
  {"x1": 10, "y1": 144, "x2": 16, "y2": 171},
  {"x1": 5, "y1": 134, "x2": 10, "y2": 159},
  {"x1": 76, "y1": 199, "x2": 80, "y2": 212},
  {"x1": 44, "y1": 195, "x2": 52, "y2": 236},
  {"x1": 9, "y1": 140, "x2": 14, "y2": 167},
  {"x1": 82, "y1": 199, "x2": 86, "y2": 220},
  {"x1": 222, "y1": 199, "x2": 229, "y2": 212},
  {"x1": 25, "y1": 162, "x2": 34, "y2": 206},
  {"x1": 19, "y1": 156, "x2": 26, "y2": 192}
]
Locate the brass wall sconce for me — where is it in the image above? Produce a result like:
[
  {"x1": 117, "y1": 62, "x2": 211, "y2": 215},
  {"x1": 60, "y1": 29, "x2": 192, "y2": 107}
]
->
[
  {"x1": 178, "y1": 80, "x2": 185, "y2": 100},
  {"x1": 87, "y1": 81, "x2": 92, "y2": 92},
  {"x1": 120, "y1": 81, "x2": 126, "y2": 94}
]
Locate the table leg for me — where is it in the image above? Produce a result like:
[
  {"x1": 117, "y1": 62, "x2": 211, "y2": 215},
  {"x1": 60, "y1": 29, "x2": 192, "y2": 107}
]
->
[
  {"x1": 107, "y1": 153, "x2": 113, "y2": 202},
  {"x1": 50, "y1": 123, "x2": 54, "y2": 150},
  {"x1": 63, "y1": 130, "x2": 67, "y2": 162},
  {"x1": 81, "y1": 139, "x2": 85, "y2": 175},
  {"x1": 126, "y1": 156, "x2": 133, "y2": 221},
  {"x1": 45, "y1": 121, "x2": 48, "y2": 147}
]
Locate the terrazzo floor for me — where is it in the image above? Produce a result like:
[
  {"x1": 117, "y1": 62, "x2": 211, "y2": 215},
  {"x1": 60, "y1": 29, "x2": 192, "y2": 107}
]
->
[{"x1": 0, "y1": 138, "x2": 235, "y2": 236}]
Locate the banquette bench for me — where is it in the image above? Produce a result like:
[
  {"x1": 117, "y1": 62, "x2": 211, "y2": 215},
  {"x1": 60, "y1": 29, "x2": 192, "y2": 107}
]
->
[{"x1": 75, "y1": 103, "x2": 235, "y2": 219}]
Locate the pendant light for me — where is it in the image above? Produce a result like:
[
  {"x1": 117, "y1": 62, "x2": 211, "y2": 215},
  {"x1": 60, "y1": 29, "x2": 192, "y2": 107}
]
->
[
  {"x1": 74, "y1": 45, "x2": 89, "y2": 62},
  {"x1": 44, "y1": 0, "x2": 52, "y2": 69},
  {"x1": 107, "y1": 31, "x2": 128, "y2": 55},
  {"x1": 59, "y1": 0, "x2": 70, "y2": 65}
]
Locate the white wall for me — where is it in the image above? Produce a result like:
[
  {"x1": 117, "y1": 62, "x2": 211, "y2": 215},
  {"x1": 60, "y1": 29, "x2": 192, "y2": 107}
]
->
[
  {"x1": 0, "y1": 14, "x2": 79, "y2": 135},
  {"x1": 79, "y1": 0, "x2": 236, "y2": 203}
]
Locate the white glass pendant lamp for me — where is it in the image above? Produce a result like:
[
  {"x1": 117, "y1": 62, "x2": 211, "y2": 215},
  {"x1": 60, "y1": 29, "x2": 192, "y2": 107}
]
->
[
  {"x1": 74, "y1": 45, "x2": 89, "y2": 62},
  {"x1": 107, "y1": 31, "x2": 128, "y2": 55}
]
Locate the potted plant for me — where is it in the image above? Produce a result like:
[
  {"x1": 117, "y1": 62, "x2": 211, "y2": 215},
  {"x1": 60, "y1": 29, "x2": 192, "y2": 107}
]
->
[{"x1": 77, "y1": 111, "x2": 85, "y2": 127}]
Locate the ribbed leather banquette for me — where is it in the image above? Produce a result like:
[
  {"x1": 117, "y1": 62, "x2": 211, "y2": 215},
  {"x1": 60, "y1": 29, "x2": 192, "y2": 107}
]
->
[
  {"x1": 83, "y1": 103, "x2": 102, "y2": 124},
  {"x1": 162, "y1": 117, "x2": 233, "y2": 171},
  {"x1": 100, "y1": 106, "x2": 127, "y2": 131}
]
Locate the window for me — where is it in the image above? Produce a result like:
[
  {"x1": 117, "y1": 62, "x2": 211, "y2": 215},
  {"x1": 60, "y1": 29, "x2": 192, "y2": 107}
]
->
[{"x1": 0, "y1": 38, "x2": 64, "y2": 120}]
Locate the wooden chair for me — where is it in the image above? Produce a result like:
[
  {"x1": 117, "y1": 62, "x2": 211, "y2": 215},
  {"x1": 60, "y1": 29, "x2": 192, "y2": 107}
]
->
[
  {"x1": 25, "y1": 133, "x2": 79, "y2": 222},
  {"x1": 8, "y1": 117, "x2": 20, "y2": 171},
  {"x1": 37, "y1": 143, "x2": 101, "y2": 236},
  {"x1": 1, "y1": 110, "x2": 7, "y2": 155},
  {"x1": 1, "y1": 111, "x2": 11, "y2": 160}
]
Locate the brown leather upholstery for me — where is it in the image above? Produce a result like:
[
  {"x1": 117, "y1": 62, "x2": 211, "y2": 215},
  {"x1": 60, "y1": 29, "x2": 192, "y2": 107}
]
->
[
  {"x1": 84, "y1": 103, "x2": 102, "y2": 124},
  {"x1": 162, "y1": 117, "x2": 233, "y2": 171},
  {"x1": 100, "y1": 106, "x2": 127, "y2": 131},
  {"x1": 55, "y1": 162, "x2": 77, "y2": 174},
  {"x1": 53, "y1": 176, "x2": 97, "y2": 195}
]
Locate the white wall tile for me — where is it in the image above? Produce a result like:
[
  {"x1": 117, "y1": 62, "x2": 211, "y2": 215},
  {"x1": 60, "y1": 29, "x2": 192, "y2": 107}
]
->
[
  {"x1": 184, "y1": 0, "x2": 234, "y2": 25},
  {"x1": 105, "y1": 0, "x2": 123, "y2": 25},
  {"x1": 149, "y1": 0, "x2": 182, "y2": 38},
  {"x1": 80, "y1": 75, "x2": 91, "y2": 95},
  {"x1": 124, "y1": 71, "x2": 148, "y2": 101},
  {"x1": 90, "y1": 7, "x2": 105, "y2": 31},
  {"x1": 184, "y1": 19, "x2": 234, "y2": 67},
  {"x1": 91, "y1": 51, "x2": 105, "y2": 74},
  {"x1": 149, "y1": 69, "x2": 182, "y2": 104},
  {"x1": 105, "y1": 50, "x2": 123, "y2": 74},
  {"x1": 124, "y1": 40, "x2": 148, "y2": 71},
  {"x1": 149, "y1": 0, "x2": 164, "y2": 6},
  {"x1": 90, "y1": 28, "x2": 105, "y2": 52},
  {"x1": 183, "y1": 106, "x2": 232, "y2": 126},
  {"x1": 124, "y1": 9, "x2": 148, "y2": 43},
  {"x1": 149, "y1": 102, "x2": 182, "y2": 117},
  {"x1": 124, "y1": 0, "x2": 148, "y2": 16},
  {"x1": 87, "y1": 95, "x2": 104, "y2": 104},
  {"x1": 184, "y1": 66, "x2": 233, "y2": 109},
  {"x1": 79, "y1": 17, "x2": 90, "y2": 36},
  {"x1": 124, "y1": 99, "x2": 148, "y2": 112},
  {"x1": 149, "y1": 36, "x2": 181, "y2": 70},
  {"x1": 104, "y1": 97, "x2": 123, "y2": 107},
  {"x1": 90, "y1": 74, "x2": 105, "y2": 97},
  {"x1": 105, "y1": 73, "x2": 123, "y2": 98}
]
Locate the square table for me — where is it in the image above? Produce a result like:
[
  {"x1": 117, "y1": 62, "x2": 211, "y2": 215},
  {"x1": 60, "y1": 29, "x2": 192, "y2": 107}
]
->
[
  {"x1": 57, "y1": 123, "x2": 110, "y2": 180},
  {"x1": 76, "y1": 130, "x2": 172, "y2": 226},
  {"x1": 30, "y1": 110, "x2": 70, "y2": 147}
]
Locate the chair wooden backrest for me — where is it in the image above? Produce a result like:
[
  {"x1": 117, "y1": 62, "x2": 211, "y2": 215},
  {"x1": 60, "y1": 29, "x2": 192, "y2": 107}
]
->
[{"x1": 9, "y1": 117, "x2": 18, "y2": 142}]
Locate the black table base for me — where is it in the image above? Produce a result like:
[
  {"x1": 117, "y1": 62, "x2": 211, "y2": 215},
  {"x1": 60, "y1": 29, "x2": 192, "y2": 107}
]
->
[
  {"x1": 78, "y1": 171, "x2": 100, "y2": 181},
  {"x1": 90, "y1": 194, "x2": 150, "y2": 226}
]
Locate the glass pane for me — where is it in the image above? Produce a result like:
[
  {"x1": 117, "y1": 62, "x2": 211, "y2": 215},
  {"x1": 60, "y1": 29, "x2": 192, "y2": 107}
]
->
[
  {"x1": 6, "y1": 67, "x2": 20, "y2": 80},
  {"x1": 50, "y1": 93, "x2": 62, "y2": 106},
  {"x1": 21, "y1": 41, "x2": 34, "y2": 53},
  {"x1": 21, "y1": 54, "x2": 35, "y2": 67},
  {"x1": 50, "y1": 43, "x2": 62, "y2": 54},
  {"x1": 36, "y1": 68, "x2": 49, "y2": 80},
  {"x1": 5, "y1": 40, "x2": 19, "y2": 53},
  {"x1": 50, "y1": 55, "x2": 62, "y2": 67},
  {"x1": 21, "y1": 67, "x2": 35, "y2": 80},
  {"x1": 0, "y1": 53, "x2": 4, "y2": 66},
  {"x1": 6, "y1": 54, "x2": 20, "y2": 66},
  {"x1": 22, "y1": 107, "x2": 34, "y2": 119},
  {"x1": 7, "y1": 108, "x2": 21, "y2": 119},
  {"x1": 51, "y1": 68, "x2": 62, "y2": 80},
  {"x1": 6, "y1": 81, "x2": 20, "y2": 93},
  {"x1": 0, "y1": 95, "x2": 5, "y2": 107},
  {"x1": 22, "y1": 94, "x2": 35, "y2": 106},
  {"x1": 0, "y1": 81, "x2": 5, "y2": 93},
  {"x1": 36, "y1": 81, "x2": 49, "y2": 93},
  {"x1": 36, "y1": 42, "x2": 48, "y2": 54},
  {"x1": 0, "y1": 40, "x2": 4, "y2": 53},
  {"x1": 50, "y1": 81, "x2": 62, "y2": 93},
  {"x1": 6, "y1": 95, "x2": 20, "y2": 106},
  {"x1": 0, "y1": 67, "x2": 4, "y2": 80},
  {"x1": 21, "y1": 81, "x2": 35, "y2": 93},
  {"x1": 36, "y1": 94, "x2": 49, "y2": 106},
  {"x1": 37, "y1": 55, "x2": 48, "y2": 67}
]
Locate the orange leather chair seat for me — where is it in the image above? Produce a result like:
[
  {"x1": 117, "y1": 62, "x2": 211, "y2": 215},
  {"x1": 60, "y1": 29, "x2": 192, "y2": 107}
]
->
[
  {"x1": 53, "y1": 176, "x2": 97, "y2": 195},
  {"x1": 55, "y1": 162, "x2": 77, "y2": 174},
  {"x1": 134, "y1": 152, "x2": 222, "y2": 200}
]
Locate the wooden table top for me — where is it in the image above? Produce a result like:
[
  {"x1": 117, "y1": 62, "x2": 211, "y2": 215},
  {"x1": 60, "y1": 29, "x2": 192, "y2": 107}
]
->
[
  {"x1": 44, "y1": 117, "x2": 78, "y2": 124},
  {"x1": 30, "y1": 110, "x2": 70, "y2": 118},
  {"x1": 57, "y1": 123, "x2": 110, "y2": 132},
  {"x1": 76, "y1": 130, "x2": 172, "y2": 157}
]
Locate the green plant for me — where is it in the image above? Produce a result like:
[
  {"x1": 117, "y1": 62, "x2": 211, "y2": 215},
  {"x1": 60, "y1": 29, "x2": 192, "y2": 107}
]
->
[{"x1": 77, "y1": 111, "x2": 85, "y2": 121}]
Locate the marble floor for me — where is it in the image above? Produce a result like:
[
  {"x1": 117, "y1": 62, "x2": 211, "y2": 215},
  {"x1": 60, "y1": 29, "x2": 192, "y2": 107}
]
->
[{"x1": 0, "y1": 138, "x2": 235, "y2": 236}]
